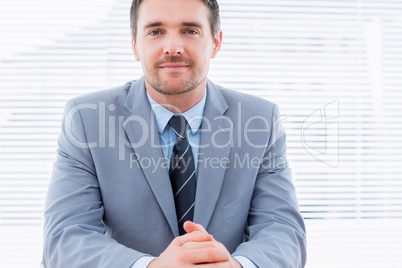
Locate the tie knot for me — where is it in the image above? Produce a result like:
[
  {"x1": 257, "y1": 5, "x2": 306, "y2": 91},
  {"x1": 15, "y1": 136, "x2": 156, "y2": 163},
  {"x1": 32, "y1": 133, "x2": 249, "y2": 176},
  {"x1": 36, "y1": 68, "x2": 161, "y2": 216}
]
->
[{"x1": 168, "y1": 115, "x2": 188, "y2": 139}]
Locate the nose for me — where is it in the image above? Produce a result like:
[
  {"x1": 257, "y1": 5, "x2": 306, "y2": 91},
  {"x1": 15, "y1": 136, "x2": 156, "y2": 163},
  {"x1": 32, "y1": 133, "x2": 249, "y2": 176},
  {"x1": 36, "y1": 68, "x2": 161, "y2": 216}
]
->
[{"x1": 163, "y1": 34, "x2": 184, "y2": 56}]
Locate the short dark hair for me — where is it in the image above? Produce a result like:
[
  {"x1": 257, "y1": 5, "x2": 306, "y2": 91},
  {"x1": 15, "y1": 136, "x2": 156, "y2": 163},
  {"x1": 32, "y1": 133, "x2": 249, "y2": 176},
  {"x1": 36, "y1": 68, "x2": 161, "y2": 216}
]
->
[{"x1": 130, "y1": 0, "x2": 220, "y2": 41}]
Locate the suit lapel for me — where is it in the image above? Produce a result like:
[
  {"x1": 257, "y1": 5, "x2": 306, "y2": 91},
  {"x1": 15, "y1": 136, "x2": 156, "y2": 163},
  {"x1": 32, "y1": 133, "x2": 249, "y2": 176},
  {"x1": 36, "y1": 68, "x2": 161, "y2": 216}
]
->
[
  {"x1": 123, "y1": 77, "x2": 179, "y2": 236},
  {"x1": 123, "y1": 78, "x2": 231, "y2": 234},
  {"x1": 193, "y1": 80, "x2": 231, "y2": 229}
]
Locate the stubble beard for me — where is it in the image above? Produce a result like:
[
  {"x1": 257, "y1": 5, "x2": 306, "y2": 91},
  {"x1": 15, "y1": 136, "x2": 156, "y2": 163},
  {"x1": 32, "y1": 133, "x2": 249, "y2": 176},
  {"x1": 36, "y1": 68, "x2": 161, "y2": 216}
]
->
[
  {"x1": 147, "y1": 75, "x2": 200, "y2": 95},
  {"x1": 145, "y1": 56, "x2": 206, "y2": 96}
]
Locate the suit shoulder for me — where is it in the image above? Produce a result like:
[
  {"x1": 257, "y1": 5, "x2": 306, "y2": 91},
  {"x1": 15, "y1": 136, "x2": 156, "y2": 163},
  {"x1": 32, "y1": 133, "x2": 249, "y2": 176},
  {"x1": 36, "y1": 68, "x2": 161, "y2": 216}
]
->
[
  {"x1": 218, "y1": 86, "x2": 278, "y2": 115},
  {"x1": 66, "y1": 81, "x2": 134, "y2": 106}
]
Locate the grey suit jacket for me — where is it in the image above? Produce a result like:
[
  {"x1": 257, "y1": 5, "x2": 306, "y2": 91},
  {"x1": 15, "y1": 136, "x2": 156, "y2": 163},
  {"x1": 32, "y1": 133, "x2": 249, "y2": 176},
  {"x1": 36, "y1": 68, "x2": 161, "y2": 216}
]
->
[{"x1": 42, "y1": 77, "x2": 306, "y2": 267}]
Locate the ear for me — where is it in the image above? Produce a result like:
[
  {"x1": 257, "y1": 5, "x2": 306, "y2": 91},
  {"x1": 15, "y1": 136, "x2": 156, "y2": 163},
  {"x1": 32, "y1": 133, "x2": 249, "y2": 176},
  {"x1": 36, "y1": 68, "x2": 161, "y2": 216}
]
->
[
  {"x1": 131, "y1": 36, "x2": 141, "y2": 61},
  {"x1": 211, "y1": 30, "x2": 223, "y2": 59}
]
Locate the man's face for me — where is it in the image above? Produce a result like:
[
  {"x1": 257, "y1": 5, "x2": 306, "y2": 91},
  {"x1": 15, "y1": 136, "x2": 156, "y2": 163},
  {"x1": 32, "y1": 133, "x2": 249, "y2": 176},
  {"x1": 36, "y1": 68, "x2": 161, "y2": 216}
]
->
[{"x1": 132, "y1": 0, "x2": 222, "y2": 96}]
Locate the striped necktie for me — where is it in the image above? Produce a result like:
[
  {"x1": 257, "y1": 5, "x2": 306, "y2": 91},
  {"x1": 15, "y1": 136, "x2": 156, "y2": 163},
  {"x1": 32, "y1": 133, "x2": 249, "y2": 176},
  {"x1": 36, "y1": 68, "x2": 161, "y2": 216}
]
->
[{"x1": 168, "y1": 115, "x2": 196, "y2": 235}]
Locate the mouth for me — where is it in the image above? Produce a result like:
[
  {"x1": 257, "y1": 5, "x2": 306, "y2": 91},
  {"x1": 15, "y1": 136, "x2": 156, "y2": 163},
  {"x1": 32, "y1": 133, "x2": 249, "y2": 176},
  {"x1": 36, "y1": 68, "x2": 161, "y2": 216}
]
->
[{"x1": 159, "y1": 63, "x2": 189, "y2": 70}]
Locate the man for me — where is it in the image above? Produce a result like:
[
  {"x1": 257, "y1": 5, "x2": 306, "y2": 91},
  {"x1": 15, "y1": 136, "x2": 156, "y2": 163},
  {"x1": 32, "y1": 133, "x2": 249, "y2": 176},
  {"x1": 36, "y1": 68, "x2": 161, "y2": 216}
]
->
[{"x1": 42, "y1": 0, "x2": 307, "y2": 267}]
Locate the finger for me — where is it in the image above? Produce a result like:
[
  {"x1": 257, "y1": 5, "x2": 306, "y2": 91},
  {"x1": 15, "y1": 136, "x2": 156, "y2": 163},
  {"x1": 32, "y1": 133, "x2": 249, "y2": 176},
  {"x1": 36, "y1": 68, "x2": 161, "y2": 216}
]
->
[
  {"x1": 186, "y1": 247, "x2": 230, "y2": 264},
  {"x1": 175, "y1": 231, "x2": 213, "y2": 246},
  {"x1": 183, "y1": 221, "x2": 208, "y2": 235},
  {"x1": 182, "y1": 240, "x2": 217, "y2": 249}
]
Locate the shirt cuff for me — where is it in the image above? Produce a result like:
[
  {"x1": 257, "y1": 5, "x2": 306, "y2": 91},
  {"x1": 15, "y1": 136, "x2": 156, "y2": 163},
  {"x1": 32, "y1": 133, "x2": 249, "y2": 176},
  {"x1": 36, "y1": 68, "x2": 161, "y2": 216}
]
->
[
  {"x1": 130, "y1": 256, "x2": 157, "y2": 268},
  {"x1": 233, "y1": 255, "x2": 258, "y2": 268}
]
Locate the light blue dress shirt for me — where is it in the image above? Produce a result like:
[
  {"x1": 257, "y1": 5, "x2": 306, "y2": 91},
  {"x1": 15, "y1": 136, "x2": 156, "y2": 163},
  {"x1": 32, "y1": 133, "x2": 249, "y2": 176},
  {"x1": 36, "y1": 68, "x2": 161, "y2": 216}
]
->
[
  {"x1": 146, "y1": 91, "x2": 206, "y2": 173},
  {"x1": 131, "y1": 90, "x2": 257, "y2": 268}
]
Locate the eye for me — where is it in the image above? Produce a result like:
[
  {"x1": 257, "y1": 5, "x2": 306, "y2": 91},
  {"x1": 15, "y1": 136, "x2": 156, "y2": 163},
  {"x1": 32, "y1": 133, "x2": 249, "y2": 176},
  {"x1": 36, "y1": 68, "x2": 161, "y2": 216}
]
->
[
  {"x1": 185, "y1": 29, "x2": 198, "y2": 35},
  {"x1": 149, "y1": 30, "x2": 161, "y2": 36}
]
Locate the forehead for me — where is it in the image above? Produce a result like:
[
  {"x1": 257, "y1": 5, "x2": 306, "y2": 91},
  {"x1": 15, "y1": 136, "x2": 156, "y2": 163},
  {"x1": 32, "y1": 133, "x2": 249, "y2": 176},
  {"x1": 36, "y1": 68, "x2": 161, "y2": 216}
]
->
[{"x1": 137, "y1": 0, "x2": 210, "y2": 28}]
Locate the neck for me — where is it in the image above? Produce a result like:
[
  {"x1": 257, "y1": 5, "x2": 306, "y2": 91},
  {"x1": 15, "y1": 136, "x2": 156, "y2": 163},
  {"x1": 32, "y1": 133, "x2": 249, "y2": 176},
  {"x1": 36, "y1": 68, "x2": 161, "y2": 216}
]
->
[{"x1": 145, "y1": 81, "x2": 206, "y2": 113}]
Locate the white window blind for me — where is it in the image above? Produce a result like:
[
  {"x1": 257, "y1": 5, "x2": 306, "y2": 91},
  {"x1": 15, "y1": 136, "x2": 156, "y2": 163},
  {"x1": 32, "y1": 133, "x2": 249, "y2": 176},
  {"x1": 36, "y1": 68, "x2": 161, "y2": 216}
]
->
[{"x1": 1, "y1": 0, "x2": 401, "y2": 267}]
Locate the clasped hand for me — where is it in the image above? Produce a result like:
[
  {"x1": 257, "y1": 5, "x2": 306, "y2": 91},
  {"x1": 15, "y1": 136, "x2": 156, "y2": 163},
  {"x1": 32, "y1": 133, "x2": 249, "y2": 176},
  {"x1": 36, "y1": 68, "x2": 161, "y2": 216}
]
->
[{"x1": 148, "y1": 221, "x2": 242, "y2": 267}]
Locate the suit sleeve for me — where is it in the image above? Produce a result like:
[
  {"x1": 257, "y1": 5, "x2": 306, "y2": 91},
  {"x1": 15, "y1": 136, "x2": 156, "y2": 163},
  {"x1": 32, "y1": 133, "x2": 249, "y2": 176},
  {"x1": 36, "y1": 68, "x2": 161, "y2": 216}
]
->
[
  {"x1": 42, "y1": 100, "x2": 145, "y2": 267},
  {"x1": 232, "y1": 104, "x2": 307, "y2": 267}
]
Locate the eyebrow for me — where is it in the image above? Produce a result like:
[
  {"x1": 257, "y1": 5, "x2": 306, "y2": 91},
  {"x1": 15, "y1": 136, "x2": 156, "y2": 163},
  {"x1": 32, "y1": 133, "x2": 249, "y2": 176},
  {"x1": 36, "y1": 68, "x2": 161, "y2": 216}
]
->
[
  {"x1": 144, "y1": 21, "x2": 163, "y2": 30},
  {"x1": 143, "y1": 21, "x2": 203, "y2": 30},
  {"x1": 181, "y1": 22, "x2": 203, "y2": 29}
]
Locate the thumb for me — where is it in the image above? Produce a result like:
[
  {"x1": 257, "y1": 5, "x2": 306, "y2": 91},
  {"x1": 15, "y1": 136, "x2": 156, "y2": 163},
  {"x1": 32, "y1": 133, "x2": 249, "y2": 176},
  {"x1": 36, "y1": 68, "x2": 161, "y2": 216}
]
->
[{"x1": 183, "y1": 221, "x2": 208, "y2": 235}]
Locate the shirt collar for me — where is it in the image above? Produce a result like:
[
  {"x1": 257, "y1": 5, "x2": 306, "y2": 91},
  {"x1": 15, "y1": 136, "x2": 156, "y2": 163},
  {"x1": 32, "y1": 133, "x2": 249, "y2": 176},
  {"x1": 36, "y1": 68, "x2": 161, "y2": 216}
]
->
[{"x1": 146, "y1": 89, "x2": 207, "y2": 135}]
